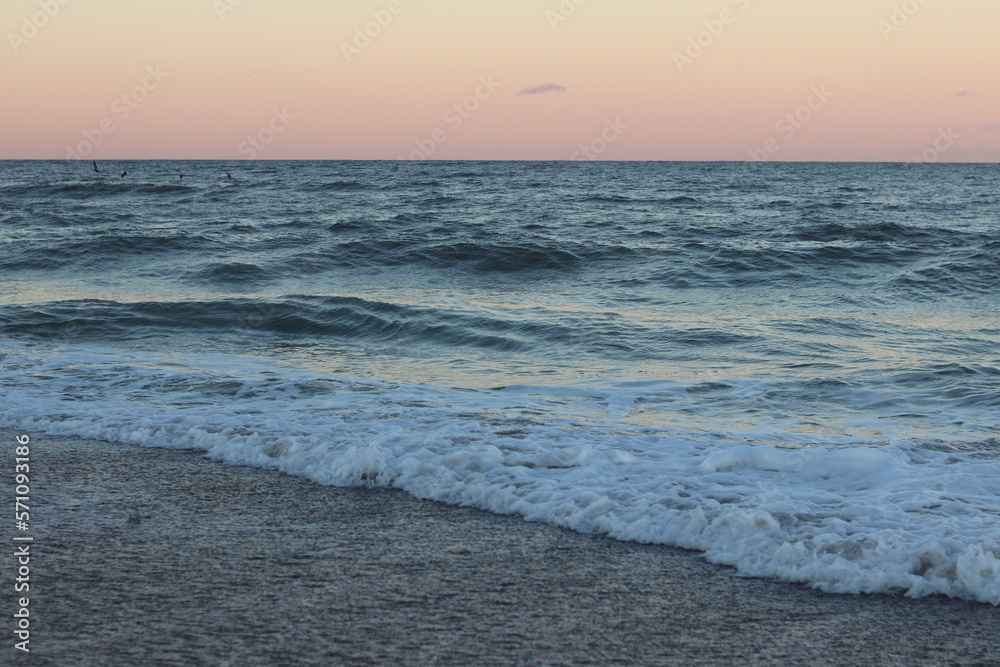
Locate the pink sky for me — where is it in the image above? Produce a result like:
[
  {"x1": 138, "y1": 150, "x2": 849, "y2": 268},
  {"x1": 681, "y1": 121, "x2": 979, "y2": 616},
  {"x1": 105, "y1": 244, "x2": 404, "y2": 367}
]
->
[{"x1": 2, "y1": 0, "x2": 997, "y2": 161}]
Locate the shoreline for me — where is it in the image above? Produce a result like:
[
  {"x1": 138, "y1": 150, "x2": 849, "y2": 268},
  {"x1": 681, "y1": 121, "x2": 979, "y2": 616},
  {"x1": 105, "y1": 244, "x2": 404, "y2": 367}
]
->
[{"x1": 3, "y1": 429, "x2": 999, "y2": 665}]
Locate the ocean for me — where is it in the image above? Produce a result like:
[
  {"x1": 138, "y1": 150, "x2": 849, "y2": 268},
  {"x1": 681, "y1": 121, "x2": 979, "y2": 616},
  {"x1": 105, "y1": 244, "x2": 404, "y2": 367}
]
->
[{"x1": 1, "y1": 159, "x2": 998, "y2": 605}]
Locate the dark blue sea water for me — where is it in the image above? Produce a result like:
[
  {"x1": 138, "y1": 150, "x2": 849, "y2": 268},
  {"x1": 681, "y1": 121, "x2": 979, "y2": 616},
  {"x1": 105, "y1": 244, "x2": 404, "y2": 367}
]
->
[{"x1": 2, "y1": 160, "x2": 998, "y2": 603}]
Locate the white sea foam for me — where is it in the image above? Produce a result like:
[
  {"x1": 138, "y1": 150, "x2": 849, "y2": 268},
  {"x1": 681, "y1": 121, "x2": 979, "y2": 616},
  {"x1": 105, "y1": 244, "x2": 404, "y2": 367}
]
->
[{"x1": 1, "y1": 341, "x2": 998, "y2": 604}]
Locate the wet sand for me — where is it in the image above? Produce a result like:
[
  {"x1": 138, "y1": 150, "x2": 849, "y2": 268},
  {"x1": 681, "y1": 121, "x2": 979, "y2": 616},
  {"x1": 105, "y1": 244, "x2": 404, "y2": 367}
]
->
[{"x1": 3, "y1": 429, "x2": 999, "y2": 666}]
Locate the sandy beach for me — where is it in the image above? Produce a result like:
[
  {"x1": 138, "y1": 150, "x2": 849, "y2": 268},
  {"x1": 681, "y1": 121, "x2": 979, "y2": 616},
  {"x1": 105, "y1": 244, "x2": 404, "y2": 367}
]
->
[{"x1": 3, "y1": 429, "x2": 999, "y2": 666}]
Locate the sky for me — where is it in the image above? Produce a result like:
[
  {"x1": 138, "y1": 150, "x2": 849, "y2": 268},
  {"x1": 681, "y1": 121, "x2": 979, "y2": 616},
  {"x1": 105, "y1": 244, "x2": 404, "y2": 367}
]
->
[{"x1": 1, "y1": 0, "x2": 998, "y2": 161}]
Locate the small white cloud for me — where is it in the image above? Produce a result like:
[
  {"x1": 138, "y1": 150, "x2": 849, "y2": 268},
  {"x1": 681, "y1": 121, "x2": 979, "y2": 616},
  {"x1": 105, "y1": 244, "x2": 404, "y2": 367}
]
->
[
  {"x1": 980, "y1": 122, "x2": 1000, "y2": 133},
  {"x1": 517, "y1": 82, "x2": 568, "y2": 95},
  {"x1": 953, "y1": 89, "x2": 984, "y2": 97}
]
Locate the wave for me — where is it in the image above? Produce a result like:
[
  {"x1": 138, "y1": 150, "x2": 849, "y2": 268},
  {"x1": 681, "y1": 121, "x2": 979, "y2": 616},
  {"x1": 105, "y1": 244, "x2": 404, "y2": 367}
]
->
[
  {"x1": 11, "y1": 182, "x2": 201, "y2": 198},
  {"x1": 788, "y1": 220, "x2": 988, "y2": 245},
  {"x1": 2, "y1": 233, "x2": 220, "y2": 270},
  {"x1": 0, "y1": 297, "x2": 540, "y2": 352},
  {"x1": 581, "y1": 194, "x2": 700, "y2": 205},
  {"x1": 135, "y1": 184, "x2": 199, "y2": 195},
  {"x1": 308, "y1": 180, "x2": 372, "y2": 192},
  {"x1": 883, "y1": 252, "x2": 1000, "y2": 299},
  {"x1": 0, "y1": 296, "x2": 749, "y2": 359},
  {"x1": 1, "y1": 342, "x2": 997, "y2": 605},
  {"x1": 582, "y1": 195, "x2": 633, "y2": 203},
  {"x1": 185, "y1": 262, "x2": 271, "y2": 284},
  {"x1": 3, "y1": 297, "x2": 996, "y2": 426},
  {"x1": 286, "y1": 238, "x2": 640, "y2": 274},
  {"x1": 5, "y1": 233, "x2": 996, "y2": 303},
  {"x1": 298, "y1": 236, "x2": 967, "y2": 282}
]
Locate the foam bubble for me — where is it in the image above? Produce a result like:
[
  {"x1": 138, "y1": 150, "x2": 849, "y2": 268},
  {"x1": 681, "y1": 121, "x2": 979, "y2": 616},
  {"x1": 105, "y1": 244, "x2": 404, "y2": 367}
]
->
[{"x1": 1, "y1": 341, "x2": 997, "y2": 604}]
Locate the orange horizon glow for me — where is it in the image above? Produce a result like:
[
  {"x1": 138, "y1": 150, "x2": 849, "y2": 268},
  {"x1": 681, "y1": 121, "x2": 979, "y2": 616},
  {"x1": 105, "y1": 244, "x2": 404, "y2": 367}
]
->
[{"x1": 2, "y1": 0, "x2": 997, "y2": 162}]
